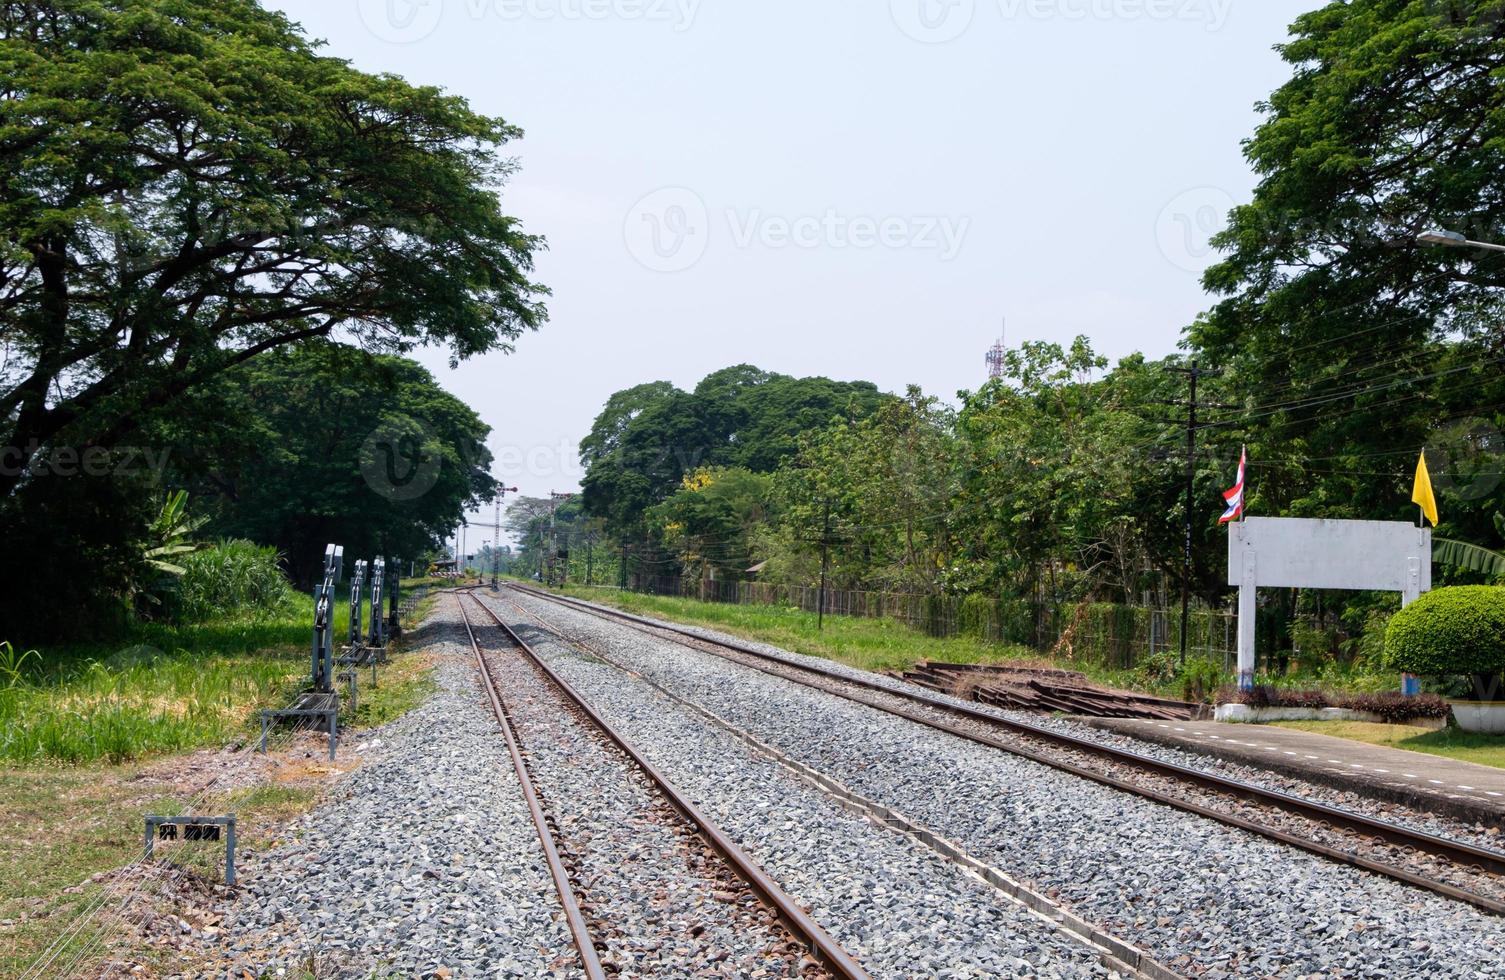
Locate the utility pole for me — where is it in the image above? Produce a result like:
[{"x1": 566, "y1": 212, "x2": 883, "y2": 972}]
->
[
  {"x1": 490, "y1": 486, "x2": 518, "y2": 590},
  {"x1": 620, "y1": 542, "x2": 629, "y2": 590},
  {"x1": 547, "y1": 491, "x2": 574, "y2": 586},
  {"x1": 817, "y1": 500, "x2": 831, "y2": 632},
  {"x1": 1165, "y1": 360, "x2": 1226, "y2": 667},
  {"x1": 586, "y1": 530, "x2": 594, "y2": 587}
]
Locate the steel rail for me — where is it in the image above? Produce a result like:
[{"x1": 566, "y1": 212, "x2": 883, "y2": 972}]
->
[
  {"x1": 486, "y1": 591, "x2": 1188, "y2": 980},
  {"x1": 464, "y1": 593, "x2": 873, "y2": 980},
  {"x1": 510, "y1": 585, "x2": 1505, "y2": 917},
  {"x1": 455, "y1": 596, "x2": 608, "y2": 980}
]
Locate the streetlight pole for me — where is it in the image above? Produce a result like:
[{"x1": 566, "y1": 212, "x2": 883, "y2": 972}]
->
[{"x1": 1418, "y1": 228, "x2": 1505, "y2": 252}]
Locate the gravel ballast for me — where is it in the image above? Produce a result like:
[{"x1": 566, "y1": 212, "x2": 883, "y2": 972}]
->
[
  {"x1": 468, "y1": 606, "x2": 819, "y2": 979},
  {"x1": 479, "y1": 596, "x2": 1121, "y2": 979},
  {"x1": 507, "y1": 587, "x2": 1505, "y2": 978},
  {"x1": 534, "y1": 591, "x2": 1505, "y2": 853},
  {"x1": 199, "y1": 595, "x2": 579, "y2": 978}
]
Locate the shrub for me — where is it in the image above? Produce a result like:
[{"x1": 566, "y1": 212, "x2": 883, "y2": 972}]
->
[
  {"x1": 1385, "y1": 586, "x2": 1505, "y2": 677},
  {"x1": 1221, "y1": 686, "x2": 1450, "y2": 722},
  {"x1": 1342, "y1": 691, "x2": 1451, "y2": 723},
  {"x1": 1134, "y1": 652, "x2": 1227, "y2": 703},
  {"x1": 1232, "y1": 686, "x2": 1330, "y2": 710},
  {"x1": 175, "y1": 540, "x2": 295, "y2": 623}
]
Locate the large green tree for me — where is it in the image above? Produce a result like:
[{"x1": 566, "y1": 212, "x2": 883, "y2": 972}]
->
[
  {"x1": 0, "y1": 0, "x2": 544, "y2": 636},
  {"x1": 160, "y1": 343, "x2": 495, "y2": 585},
  {"x1": 1190, "y1": 0, "x2": 1505, "y2": 542},
  {"x1": 648, "y1": 466, "x2": 772, "y2": 586},
  {"x1": 774, "y1": 387, "x2": 956, "y2": 594},
  {"x1": 579, "y1": 365, "x2": 884, "y2": 539}
]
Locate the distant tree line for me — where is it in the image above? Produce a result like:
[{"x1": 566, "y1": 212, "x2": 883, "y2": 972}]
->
[{"x1": 557, "y1": 1, "x2": 1505, "y2": 662}]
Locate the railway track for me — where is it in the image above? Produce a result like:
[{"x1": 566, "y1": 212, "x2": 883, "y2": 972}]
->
[
  {"x1": 454, "y1": 591, "x2": 871, "y2": 980},
  {"x1": 482, "y1": 589, "x2": 1187, "y2": 979},
  {"x1": 507, "y1": 583, "x2": 1505, "y2": 919}
]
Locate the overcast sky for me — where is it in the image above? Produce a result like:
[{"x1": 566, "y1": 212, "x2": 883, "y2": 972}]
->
[{"x1": 270, "y1": 0, "x2": 1317, "y2": 544}]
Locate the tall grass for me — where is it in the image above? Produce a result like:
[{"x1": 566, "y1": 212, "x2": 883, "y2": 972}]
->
[
  {"x1": 0, "y1": 591, "x2": 347, "y2": 765},
  {"x1": 0, "y1": 646, "x2": 301, "y2": 764},
  {"x1": 174, "y1": 539, "x2": 295, "y2": 623}
]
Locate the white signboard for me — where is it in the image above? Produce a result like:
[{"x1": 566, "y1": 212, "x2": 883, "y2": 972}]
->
[
  {"x1": 1225, "y1": 517, "x2": 1430, "y2": 687},
  {"x1": 1227, "y1": 518, "x2": 1430, "y2": 594}
]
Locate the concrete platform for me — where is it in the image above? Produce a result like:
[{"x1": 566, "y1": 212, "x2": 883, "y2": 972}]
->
[{"x1": 1080, "y1": 717, "x2": 1505, "y2": 826}]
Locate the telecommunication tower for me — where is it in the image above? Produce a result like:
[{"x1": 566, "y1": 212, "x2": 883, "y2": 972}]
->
[{"x1": 985, "y1": 320, "x2": 1007, "y2": 380}]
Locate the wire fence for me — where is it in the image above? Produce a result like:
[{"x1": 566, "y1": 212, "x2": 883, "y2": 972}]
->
[{"x1": 619, "y1": 574, "x2": 1238, "y2": 673}]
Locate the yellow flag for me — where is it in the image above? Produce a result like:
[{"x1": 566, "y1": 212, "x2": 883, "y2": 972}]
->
[{"x1": 1412, "y1": 450, "x2": 1439, "y2": 527}]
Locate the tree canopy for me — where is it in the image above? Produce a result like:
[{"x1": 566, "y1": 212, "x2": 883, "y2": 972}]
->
[
  {"x1": 579, "y1": 365, "x2": 885, "y2": 538},
  {"x1": 1191, "y1": 0, "x2": 1505, "y2": 545},
  {"x1": 0, "y1": 0, "x2": 544, "y2": 638},
  {"x1": 0, "y1": 0, "x2": 544, "y2": 490},
  {"x1": 159, "y1": 342, "x2": 495, "y2": 585}
]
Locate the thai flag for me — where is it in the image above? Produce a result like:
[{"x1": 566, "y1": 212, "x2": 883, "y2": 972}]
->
[{"x1": 1219, "y1": 446, "x2": 1246, "y2": 525}]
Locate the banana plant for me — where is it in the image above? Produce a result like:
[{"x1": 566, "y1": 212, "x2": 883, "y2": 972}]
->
[
  {"x1": 1433, "y1": 511, "x2": 1505, "y2": 578},
  {"x1": 143, "y1": 489, "x2": 207, "y2": 576}
]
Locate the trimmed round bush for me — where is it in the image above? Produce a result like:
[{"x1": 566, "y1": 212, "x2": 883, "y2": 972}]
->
[{"x1": 1385, "y1": 586, "x2": 1505, "y2": 676}]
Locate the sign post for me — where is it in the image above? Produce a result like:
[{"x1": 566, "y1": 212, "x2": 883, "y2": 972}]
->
[{"x1": 1228, "y1": 518, "x2": 1431, "y2": 690}]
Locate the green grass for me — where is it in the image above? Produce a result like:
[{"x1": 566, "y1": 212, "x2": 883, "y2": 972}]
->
[
  {"x1": 547, "y1": 582, "x2": 1169, "y2": 691},
  {"x1": 348, "y1": 649, "x2": 437, "y2": 729},
  {"x1": 0, "y1": 760, "x2": 324, "y2": 977},
  {"x1": 1269, "y1": 720, "x2": 1505, "y2": 770},
  {"x1": 0, "y1": 580, "x2": 442, "y2": 766},
  {"x1": 0, "y1": 588, "x2": 442, "y2": 975},
  {"x1": 0, "y1": 593, "x2": 348, "y2": 765}
]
